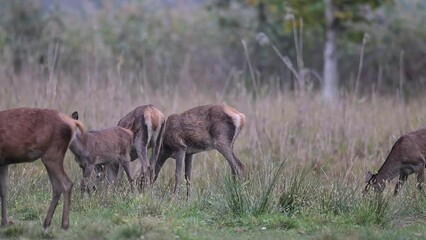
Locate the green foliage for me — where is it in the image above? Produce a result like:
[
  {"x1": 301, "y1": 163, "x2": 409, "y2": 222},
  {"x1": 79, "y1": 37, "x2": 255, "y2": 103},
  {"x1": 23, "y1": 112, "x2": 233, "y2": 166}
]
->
[
  {"x1": 319, "y1": 179, "x2": 358, "y2": 215},
  {"x1": 354, "y1": 194, "x2": 391, "y2": 226},
  {"x1": 109, "y1": 224, "x2": 145, "y2": 240},
  {"x1": 360, "y1": 0, "x2": 426, "y2": 94},
  {"x1": 0, "y1": 0, "x2": 45, "y2": 73},
  {"x1": 254, "y1": 162, "x2": 285, "y2": 216},
  {"x1": 221, "y1": 175, "x2": 249, "y2": 216},
  {"x1": 278, "y1": 168, "x2": 310, "y2": 215},
  {"x1": 0, "y1": 225, "x2": 25, "y2": 238},
  {"x1": 97, "y1": 5, "x2": 149, "y2": 73},
  {"x1": 0, "y1": 0, "x2": 424, "y2": 94},
  {"x1": 208, "y1": 0, "x2": 426, "y2": 95},
  {"x1": 219, "y1": 161, "x2": 285, "y2": 218},
  {"x1": 211, "y1": 0, "x2": 393, "y2": 40}
]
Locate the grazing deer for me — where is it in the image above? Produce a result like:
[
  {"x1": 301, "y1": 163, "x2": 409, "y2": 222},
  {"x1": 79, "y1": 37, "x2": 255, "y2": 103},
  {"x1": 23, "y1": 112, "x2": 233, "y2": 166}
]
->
[
  {"x1": 96, "y1": 105, "x2": 165, "y2": 189},
  {"x1": 0, "y1": 108, "x2": 85, "y2": 229},
  {"x1": 153, "y1": 104, "x2": 246, "y2": 199},
  {"x1": 69, "y1": 112, "x2": 135, "y2": 195},
  {"x1": 364, "y1": 128, "x2": 426, "y2": 195}
]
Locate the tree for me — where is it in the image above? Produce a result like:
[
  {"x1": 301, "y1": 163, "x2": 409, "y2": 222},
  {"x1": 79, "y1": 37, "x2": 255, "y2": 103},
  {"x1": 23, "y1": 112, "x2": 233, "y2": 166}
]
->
[
  {"x1": 209, "y1": 0, "x2": 392, "y2": 99},
  {"x1": 323, "y1": 0, "x2": 338, "y2": 100}
]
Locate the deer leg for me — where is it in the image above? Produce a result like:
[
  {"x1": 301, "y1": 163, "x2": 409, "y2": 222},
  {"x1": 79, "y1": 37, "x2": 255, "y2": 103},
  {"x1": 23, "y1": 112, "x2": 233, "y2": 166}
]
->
[
  {"x1": 139, "y1": 148, "x2": 149, "y2": 190},
  {"x1": 150, "y1": 142, "x2": 159, "y2": 185},
  {"x1": 149, "y1": 158, "x2": 155, "y2": 185},
  {"x1": 153, "y1": 149, "x2": 172, "y2": 183},
  {"x1": 417, "y1": 168, "x2": 424, "y2": 191},
  {"x1": 93, "y1": 165, "x2": 105, "y2": 191},
  {"x1": 58, "y1": 170, "x2": 73, "y2": 230},
  {"x1": 42, "y1": 165, "x2": 62, "y2": 229},
  {"x1": 105, "y1": 161, "x2": 120, "y2": 185},
  {"x1": 150, "y1": 122, "x2": 165, "y2": 184},
  {"x1": 184, "y1": 154, "x2": 194, "y2": 201},
  {"x1": 118, "y1": 155, "x2": 134, "y2": 193},
  {"x1": 0, "y1": 165, "x2": 10, "y2": 226},
  {"x1": 134, "y1": 130, "x2": 150, "y2": 190},
  {"x1": 174, "y1": 149, "x2": 186, "y2": 197},
  {"x1": 215, "y1": 144, "x2": 245, "y2": 179},
  {"x1": 41, "y1": 152, "x2": 74, "y2": 230},
  {"x1": 394, "y1": 173, "x2": 408, "y2": 196},
  {"x1": 96, "y1": 162, "x2": 120, "y2": 186}
]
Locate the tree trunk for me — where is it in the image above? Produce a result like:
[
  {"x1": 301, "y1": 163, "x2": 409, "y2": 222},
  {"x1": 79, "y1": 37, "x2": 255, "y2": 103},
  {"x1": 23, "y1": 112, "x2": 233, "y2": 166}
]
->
[{"x1": 323, "y1": 0, "x2": 338, "y2": 101}]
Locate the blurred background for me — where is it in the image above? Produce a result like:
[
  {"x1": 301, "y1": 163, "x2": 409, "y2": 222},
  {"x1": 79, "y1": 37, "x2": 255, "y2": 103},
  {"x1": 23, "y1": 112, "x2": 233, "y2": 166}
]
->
[{"x1": 0, "y1": 0, "x2": 425, "y2": 100}]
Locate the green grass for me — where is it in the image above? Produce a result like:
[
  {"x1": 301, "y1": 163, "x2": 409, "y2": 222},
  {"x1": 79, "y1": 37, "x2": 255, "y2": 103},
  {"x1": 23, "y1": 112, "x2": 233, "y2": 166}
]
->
[{"x1": 1, "y1": 160, "x2": 426, "y2": 240}]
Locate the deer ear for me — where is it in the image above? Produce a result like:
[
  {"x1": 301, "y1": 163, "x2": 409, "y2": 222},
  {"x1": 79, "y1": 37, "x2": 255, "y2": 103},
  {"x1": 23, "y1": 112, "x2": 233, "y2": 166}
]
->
[
  {"x1": 71, "y1": 111, "x2": 79, "y2": 120},
  {"x1": 365, "y1": 171, "x2": 373, "y2": 183}
]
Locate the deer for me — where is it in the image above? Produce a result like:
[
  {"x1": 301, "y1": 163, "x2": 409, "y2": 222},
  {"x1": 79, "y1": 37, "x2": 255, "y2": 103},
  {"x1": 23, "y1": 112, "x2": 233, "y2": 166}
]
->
[
  {"x1": 68, "y1": 112, "x2": 135, "y2": 195},
  {"x1": 152, "y1": 104, "x2": 246, "y2": 199},
  {"x1": 364, "y1": 128, "x2": 426, "y2": 196},
  {"x1": 95, "y1": 105, "x2": 165, "y2": 190},
  {"x1": 0, "y1": 108, "x2": 85, "y2": 229}
]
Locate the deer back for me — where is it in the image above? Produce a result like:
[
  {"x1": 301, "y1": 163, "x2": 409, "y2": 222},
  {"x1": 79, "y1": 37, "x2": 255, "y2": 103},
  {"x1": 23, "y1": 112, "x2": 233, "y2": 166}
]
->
[
  {"x1": 162, "y1": 104, "x2": 244, "y2": 153},
  {"x1": 118, "y1": 105, "x2": 163, "y2": 132},
  {"x1": 405, "y1": 128, "x2": 426, "y2": 156},
  {"x1": 70, "y1": 127, "x2": 133, "y2": 164},
  {"x1": 118, "y1": 105, "x2": 165, "y2": 148},
  {"x1": 0, "y1": 108, "x2": 82, "y2": 164}
]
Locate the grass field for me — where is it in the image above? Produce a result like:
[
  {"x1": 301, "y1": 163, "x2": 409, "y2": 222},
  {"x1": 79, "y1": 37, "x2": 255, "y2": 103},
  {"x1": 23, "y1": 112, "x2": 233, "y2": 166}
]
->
[{"x1": 1, "y1": 76, "x2": 426, "y2": 239}]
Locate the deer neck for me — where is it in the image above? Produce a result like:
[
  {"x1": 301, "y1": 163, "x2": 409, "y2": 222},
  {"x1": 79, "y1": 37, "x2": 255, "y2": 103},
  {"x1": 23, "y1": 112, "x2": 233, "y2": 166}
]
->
[
  {"x1": 69, "y1": 132, "x2": 86, "y2": 155},
  {"x1": 375, "y1": 158, "x2": 400, "y2": 182}
]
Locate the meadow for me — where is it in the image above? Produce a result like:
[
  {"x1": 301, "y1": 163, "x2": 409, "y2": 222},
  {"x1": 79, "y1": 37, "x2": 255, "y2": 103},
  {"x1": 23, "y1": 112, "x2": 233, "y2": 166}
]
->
[{"x1": 1, "y1": 74, "x2": 426, "y2": 240}]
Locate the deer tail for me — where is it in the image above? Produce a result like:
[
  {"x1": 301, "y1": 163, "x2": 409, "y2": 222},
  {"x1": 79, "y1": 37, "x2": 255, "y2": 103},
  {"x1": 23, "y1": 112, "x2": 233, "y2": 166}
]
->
[
  {"x1": 58, "y1": 112, "x2": 86, "y2": 137},
  {"x1": 74, "y1": 120, "x2": 86, "y2": 135}
]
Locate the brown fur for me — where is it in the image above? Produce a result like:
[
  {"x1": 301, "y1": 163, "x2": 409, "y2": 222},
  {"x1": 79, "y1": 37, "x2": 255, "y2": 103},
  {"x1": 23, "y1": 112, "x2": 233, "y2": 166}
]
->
[
  {"x1": 153, "y1": 104, "x2": 246, "y2": 199},
  {"x1": 98, "y1": 105, "x2": 165, "y2": 189},
  {"x1": 0, "y1": 108, "x2": 86, "y2": 229},
  {"x1": 69, "y1": 112, "x2": 134, "y2": 195},
  {"x1": 364, "y1": 128, "x2": 426, "y2": 195}
]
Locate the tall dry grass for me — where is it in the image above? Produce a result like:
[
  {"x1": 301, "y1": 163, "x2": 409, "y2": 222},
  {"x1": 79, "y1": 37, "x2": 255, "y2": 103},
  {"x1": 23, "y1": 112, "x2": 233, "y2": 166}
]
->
[{"x1": 2, "y1": 68, "x2": 425, "y2": 192}]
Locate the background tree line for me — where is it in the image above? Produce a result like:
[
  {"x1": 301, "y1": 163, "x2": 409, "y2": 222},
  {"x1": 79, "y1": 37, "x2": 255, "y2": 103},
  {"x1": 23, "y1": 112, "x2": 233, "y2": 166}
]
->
[{"x1": 0, "y1": 0, "x2": 425, "y2": 99}]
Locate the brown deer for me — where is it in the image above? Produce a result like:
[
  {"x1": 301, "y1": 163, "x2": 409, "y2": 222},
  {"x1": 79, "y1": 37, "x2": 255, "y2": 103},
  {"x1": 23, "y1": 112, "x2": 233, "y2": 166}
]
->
[
  {"x1": 96, "y1": 105, "x2": 165, "y2": 189},
  {"x1": 364, "y1": 128, "x2": 426, "y2": 195},
  {"x1": 0, "y1": 108, "x2": 85, "y2": 229},
  {"x1": 153, "y1": 104, "x2": 246, "y2": 199},
  {"x1": 69, "y1": 112, "x2": 134, "y2": 195}
]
